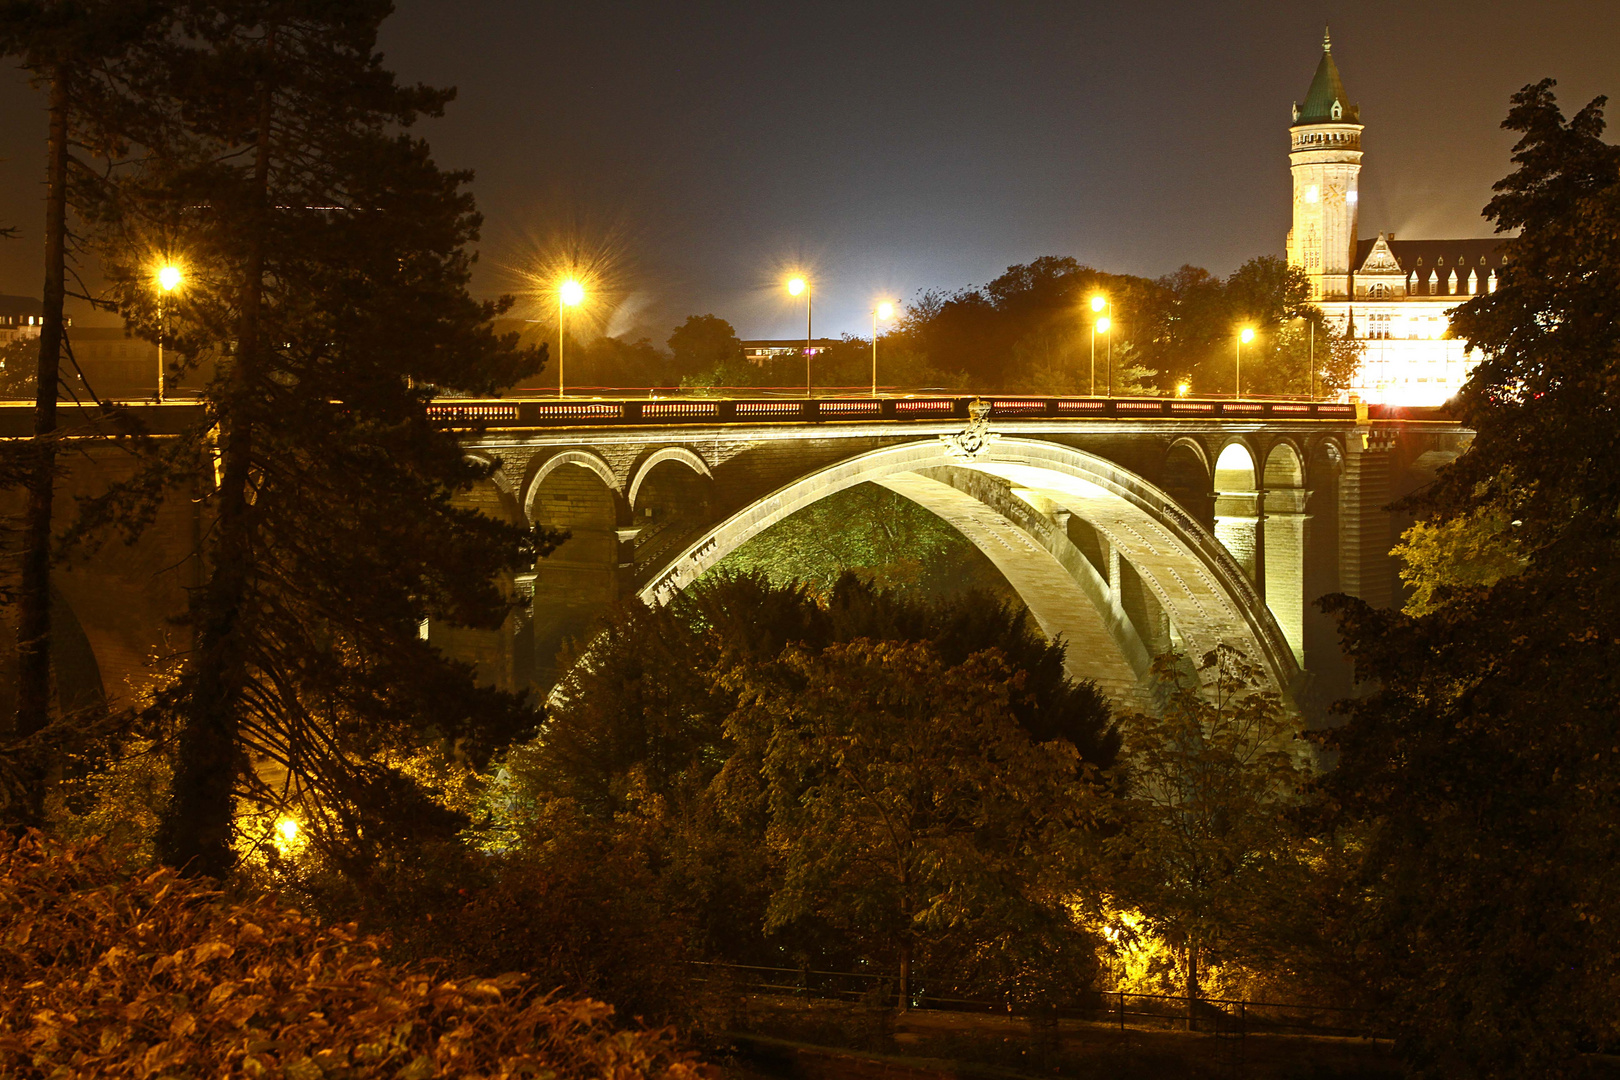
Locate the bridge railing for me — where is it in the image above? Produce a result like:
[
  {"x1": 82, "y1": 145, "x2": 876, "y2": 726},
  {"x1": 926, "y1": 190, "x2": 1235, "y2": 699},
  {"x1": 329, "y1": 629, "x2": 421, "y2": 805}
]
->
[
  {"x1": 422, "y1": 395, "x2": 1425, "y2": 428},
  {"x1": 0, "y1": 395, "x2": 1452, "y2": 440}
]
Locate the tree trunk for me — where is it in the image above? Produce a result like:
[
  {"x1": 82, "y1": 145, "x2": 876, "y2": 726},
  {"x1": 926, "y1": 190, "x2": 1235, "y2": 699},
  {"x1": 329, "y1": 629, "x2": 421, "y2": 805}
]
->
[
  {"x1": 159, "y1": 32, "x2": 273, "y2": 876},
  {"x1": 13, "y1": 66, "x2": 71, "y2": 825},
  {"x1": 898, "y1": 933, "x2": 911, "y2": 1013},
  {"x1": 1185, "y1": 940, "x2": 1200, "y2": 1032}
]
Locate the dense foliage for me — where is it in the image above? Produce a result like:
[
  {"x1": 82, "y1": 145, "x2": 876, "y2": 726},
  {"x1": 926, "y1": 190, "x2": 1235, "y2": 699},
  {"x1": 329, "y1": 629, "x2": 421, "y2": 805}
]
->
[
  {"x1": 483, "y1": 574, "x2": 1121, "y2": 1005},
  {"x1": 1109, "y1": 649, "x2": 1313, "y2": 1014},
  {"x1": 0, "y1": 832, "x2": 709, "y2": 1079},
  {"x1": 711, "y1": 482, "x2": 1022, "y2": 604},
  {"x1": 1323, "y1": 80, "x2": 1620, "y2": 1077}
]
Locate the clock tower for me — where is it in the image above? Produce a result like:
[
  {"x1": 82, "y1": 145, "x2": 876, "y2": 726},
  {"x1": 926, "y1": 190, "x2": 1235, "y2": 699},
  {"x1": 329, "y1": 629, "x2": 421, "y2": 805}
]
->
[{"x1": 1286, "y1": 30, "x2": 1362, "y2": 301}]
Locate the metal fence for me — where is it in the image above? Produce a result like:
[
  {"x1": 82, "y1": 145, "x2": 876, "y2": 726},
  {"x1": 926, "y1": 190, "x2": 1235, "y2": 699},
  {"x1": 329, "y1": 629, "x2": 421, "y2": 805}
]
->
[
  {"x1": 421, "y1": 394, "x2": 1388, "y2": 429},
  {"x1": 689, "y1": 960, "x2": 1379, "y2": 1041}
]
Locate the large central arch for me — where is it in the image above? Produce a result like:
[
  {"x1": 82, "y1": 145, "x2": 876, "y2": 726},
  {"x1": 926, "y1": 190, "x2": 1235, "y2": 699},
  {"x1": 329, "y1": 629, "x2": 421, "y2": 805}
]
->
[{"x1": 640, "y1": 437, "x2": 1299, "y2": 703}]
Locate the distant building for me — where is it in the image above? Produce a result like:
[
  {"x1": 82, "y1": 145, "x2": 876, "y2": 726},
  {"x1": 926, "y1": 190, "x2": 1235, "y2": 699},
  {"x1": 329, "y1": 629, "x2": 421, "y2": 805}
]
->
[
  {"x1": 0, "y1": 295, "x2": 68, "y2": 343},
  {"x1": 1285, "y1": 31, "x2": 1502, "y2": 405},
  {"x1": 0, "y1": 302, "x2": 212, "y2": 399},
  {"x1": 742, "y1": 338, "x2": 842, "y2": 365}
]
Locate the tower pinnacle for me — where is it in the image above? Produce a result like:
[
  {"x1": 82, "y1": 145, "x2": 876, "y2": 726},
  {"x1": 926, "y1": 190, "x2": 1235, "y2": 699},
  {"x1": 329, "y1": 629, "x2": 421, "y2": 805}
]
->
[{"x1": 1288, "y1": 31, "x2": 1363, "y2": 301}]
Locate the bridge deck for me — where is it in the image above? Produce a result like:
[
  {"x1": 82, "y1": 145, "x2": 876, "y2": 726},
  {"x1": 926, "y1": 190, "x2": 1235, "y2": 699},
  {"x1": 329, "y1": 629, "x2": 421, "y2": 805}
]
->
[{"x1": 0, "y1": 395, "x2": 1457, "y2": 438}]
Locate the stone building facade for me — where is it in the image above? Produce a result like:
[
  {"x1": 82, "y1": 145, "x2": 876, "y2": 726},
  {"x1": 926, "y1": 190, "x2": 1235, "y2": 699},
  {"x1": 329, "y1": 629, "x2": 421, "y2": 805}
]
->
[{"x1": 1285, "y1": 31, "x2": 1503, "y2": 406}]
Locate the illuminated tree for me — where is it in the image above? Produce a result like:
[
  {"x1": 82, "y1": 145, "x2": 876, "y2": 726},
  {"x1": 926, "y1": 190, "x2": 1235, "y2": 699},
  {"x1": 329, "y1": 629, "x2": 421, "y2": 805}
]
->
[
  {"x1": 1109, "y1": 647, "x2": 1310, "y2": 1024},
  {"x1": 737, "y1": 639, "x2": 1099, "y2": 1008}
]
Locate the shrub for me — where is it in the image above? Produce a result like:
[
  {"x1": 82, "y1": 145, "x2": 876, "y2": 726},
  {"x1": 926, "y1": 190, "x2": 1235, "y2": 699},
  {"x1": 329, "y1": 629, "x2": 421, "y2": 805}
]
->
[{"x1": 0, "y1": 832, "x2": 710, "y2": 1078}]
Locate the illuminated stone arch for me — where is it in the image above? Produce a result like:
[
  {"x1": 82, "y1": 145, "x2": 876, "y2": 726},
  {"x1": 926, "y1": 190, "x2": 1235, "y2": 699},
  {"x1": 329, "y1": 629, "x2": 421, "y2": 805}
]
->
[
  {"x1": 522, "y1": 449, "x2": 619, "y2": 523},
  {"x1": 462, "y1": 452, "x2": 523, "y2": 524},
  {"x1": 1261, "y1": 441, "x2": 1308, "y2": 663},
  {"x1": 1162, "y1": 437, "x2": 1214, "y2": 529},
  {"x1": 1212, "y1": 441, "x2": 1260, "y2": 582},
  {"x1": 523, "y1": 449, "x2": 622, "y2": 687},
  {"x1": 639, "y1": 437, "x2": 1299, "y2": 703},
  {"x1": 627, "y1": 446, "x2": 712, "y2": 510}
]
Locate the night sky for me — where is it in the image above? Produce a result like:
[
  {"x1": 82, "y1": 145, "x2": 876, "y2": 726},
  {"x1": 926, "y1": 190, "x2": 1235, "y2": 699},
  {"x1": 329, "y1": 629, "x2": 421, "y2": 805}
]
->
[{"x1": 0, "y1": 1, "x2": 1613, "y2": 340}]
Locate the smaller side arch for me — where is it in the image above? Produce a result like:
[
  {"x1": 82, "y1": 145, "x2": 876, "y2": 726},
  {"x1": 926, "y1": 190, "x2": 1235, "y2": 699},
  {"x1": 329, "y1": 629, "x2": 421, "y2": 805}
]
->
[
  {"x1": 628, "y1": 446, "x2": 712, "y2": 509},
  {"x1": 523, "y1": 449, "x2": 619, "y2": 523},
  {"x1": 465, "y1": 451, "x2": 518, "y2": 498},
  {"x1": 1262, "y1": 440, "x2": 1305, "y2": 489},
  {"x1": 1213, "y1": 440, "x2": 1257, "y2": 493},
  {"x1": 1163, "y1": 437, "x2": 1214, "y2": 529},
  {"x1": 1212, "y1": 441, "x2": 1260, "y2": 583}
]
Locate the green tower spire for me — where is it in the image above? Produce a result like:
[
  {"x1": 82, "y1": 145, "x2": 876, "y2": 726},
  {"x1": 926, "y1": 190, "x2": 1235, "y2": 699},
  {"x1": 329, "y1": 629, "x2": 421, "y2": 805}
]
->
[{"x1": 1293, "y1": 27, "x2": 1359, "y2": 125}]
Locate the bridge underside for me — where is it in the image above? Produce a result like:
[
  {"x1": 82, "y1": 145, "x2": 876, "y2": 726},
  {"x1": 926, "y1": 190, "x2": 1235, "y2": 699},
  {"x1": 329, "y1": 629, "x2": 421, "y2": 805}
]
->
[{"x1": 627, "y1": 438, "x2": 1301, "y2": 705}]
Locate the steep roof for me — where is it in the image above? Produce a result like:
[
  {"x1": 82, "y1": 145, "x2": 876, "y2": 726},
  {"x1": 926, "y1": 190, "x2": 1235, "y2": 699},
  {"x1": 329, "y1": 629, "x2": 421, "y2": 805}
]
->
[
  {"x1": 1354, "y1": 237, "x2": 1507, "y2": 277},
  {"x1": 1294, "y1": 29, "x2": 1359, "y2": 125}
]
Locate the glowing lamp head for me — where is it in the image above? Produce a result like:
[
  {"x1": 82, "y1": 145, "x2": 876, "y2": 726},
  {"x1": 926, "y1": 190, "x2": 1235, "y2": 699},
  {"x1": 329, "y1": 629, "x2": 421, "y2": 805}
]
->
[
  {"x1": 1095, "y1": 316, "x2": 1111, "y2": 333},
  {"x1": 1090, "y1": 295, "x2": 1106, "y2": 313},
  {"x1": 157, "y1": 265, "x2": 183, "y2": 292},
  {"x1": 1176, "y1": 381, "x2": 1191, "y2": 397},
  {"x1": 276, "y1": 817, "x2": 299, "y2": 842},
  {"x1": 875, "y1": 301, "x2": 895, "y2": 321},
  {"x1": 1240, "y1": 327, "x2": 1255, "y2": 344},
  {"x1": 786, "y1": 276, "x2": 807, "y2": 297},
  {"x1": 559, "y1": 278, "x2": 585, "y2": 307}
]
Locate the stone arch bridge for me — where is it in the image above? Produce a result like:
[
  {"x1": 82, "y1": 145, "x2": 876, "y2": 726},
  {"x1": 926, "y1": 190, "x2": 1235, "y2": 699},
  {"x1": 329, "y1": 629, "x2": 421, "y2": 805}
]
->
[
  {"x1": 3, "y1": 396, "x2": 1468, "y2": 720},
  {"x1": 433, "y1": 394, "x2": 1468, "y2": 713}
]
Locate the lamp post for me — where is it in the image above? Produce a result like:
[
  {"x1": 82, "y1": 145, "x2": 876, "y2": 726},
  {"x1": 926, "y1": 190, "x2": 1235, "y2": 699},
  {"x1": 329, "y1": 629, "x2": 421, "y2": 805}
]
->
[
  {"x1": 156, "y1": 263, "x2": 182, "y2": 402},
  {"x1": 1090, "y1": 294, "x2": 1116, "y2": 396},
  {"x1": 558, "y1": 277, "x2": 584, "y2": 397},
  {"x1": 1309, "y1": 318, "x2": 1316, "y2": 400},
  {"x1": 1088, "y1": 295, "x2": 1104, "y2": 395},
  {"x1": 871, "y1": 300, "x2": 894, "y2": 397},
  {"x1": 788, "y1": 275, "x2": 811, "y2": 395},
  {"x1": 1236, "y1": 326, "x2": 1255, "y2": 399}
]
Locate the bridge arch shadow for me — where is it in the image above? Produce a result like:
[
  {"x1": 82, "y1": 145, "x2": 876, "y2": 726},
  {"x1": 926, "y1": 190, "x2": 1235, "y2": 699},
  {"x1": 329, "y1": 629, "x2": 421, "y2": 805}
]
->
[{"x1": 640, "y1": 437, "x2": 1299, "y2": 705}]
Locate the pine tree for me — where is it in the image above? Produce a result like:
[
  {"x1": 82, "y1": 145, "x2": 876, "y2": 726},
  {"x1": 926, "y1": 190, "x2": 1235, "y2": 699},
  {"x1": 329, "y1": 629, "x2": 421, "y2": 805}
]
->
[
  {"x1": 1323, "y1": 83, "x2": 1620, "y2": 1076},
  {"x1": 0, "y1": 0, "x2": 172, "y2": 826},
  {"x1": 86, "y1": 0, "x2": 546, "y2": 875}
]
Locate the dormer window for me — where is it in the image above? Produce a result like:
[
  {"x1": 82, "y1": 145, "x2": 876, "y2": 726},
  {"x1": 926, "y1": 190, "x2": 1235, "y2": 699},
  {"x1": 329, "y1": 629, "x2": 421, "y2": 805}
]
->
[{"x1": 1331, "y1": 100, "x2": 1343, "y2": 120}]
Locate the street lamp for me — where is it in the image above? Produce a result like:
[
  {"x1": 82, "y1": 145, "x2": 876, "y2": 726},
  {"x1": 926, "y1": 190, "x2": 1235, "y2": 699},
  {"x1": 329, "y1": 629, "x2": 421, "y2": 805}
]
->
[
  {"x1": 872, "y1": 300, "x2": 895, "y2": 396},
  {"x1": 1236, "y1": 326, "x2": 1255, "y2": 399},
  {"x1": 558, "y1": 277, "x2": 584, "y2": 397},
  {"x1": 156, "y1": 263, "x2": 183, "y2": 402},
  {"x1": 787, "y1": 275, "x2": 812, "y2": 395},
  {"x1": 1089, "y1": 294, "x2": 1116, "y2": 396}
]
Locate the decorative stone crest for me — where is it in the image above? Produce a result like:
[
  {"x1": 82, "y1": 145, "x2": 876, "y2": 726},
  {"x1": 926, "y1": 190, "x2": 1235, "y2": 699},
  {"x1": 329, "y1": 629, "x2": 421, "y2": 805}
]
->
[{"x1": 940, "y1": 397, "x2": 999, "y2": 460}]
